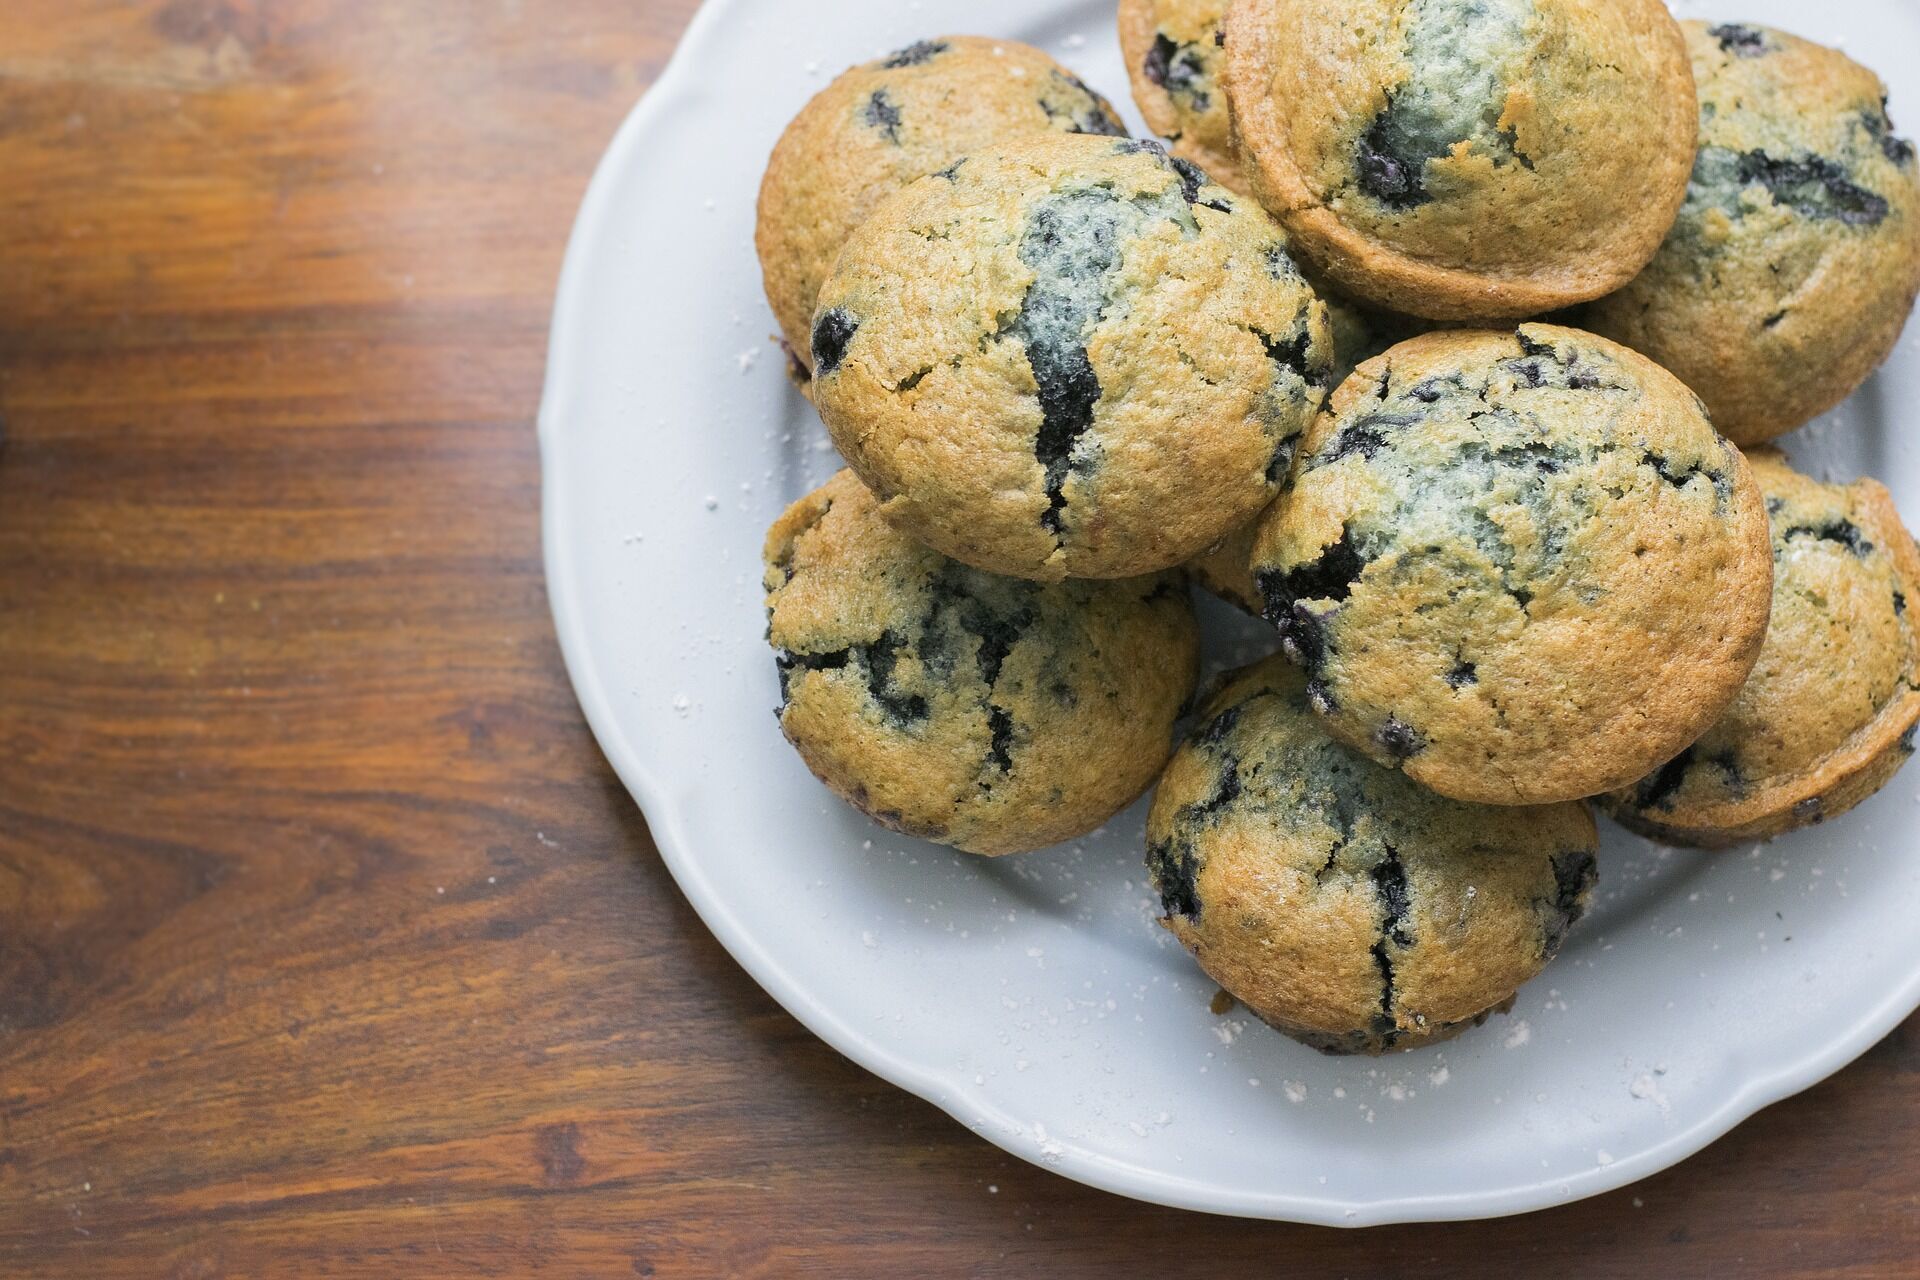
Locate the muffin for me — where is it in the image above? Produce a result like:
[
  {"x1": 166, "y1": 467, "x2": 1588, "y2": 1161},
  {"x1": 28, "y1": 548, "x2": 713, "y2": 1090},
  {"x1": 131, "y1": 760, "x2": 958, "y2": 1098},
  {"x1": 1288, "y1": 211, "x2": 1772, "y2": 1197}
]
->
[
  {"x1": 811, "y1": 133, "x2": 1335, "y2": 581},
  {"x1": 766, "y1": 471, "x2": 1200, "y2": 856},
  {"x1": 1251, "y1": 324, "x2": 1774, "y2": 806},
  {"x1": 756, "y1": 36, "x2": 1127, "y2": 382},
  {"x1": 1604, "y1": 448, "x2": 1920, "y2": 846},
  {"x1": 1581, "y1": 21, "x2": 1920, "y2": 444},
  {"x1": 1147, "y1": 654, "x2": 1599, "y2": 1054},
  {"x1": 1118, "y1": 0, "x2": 1242, "y2": 191},
  {"x1": 1221, "y1": 0, "x2": 1696, "y2": 319}
]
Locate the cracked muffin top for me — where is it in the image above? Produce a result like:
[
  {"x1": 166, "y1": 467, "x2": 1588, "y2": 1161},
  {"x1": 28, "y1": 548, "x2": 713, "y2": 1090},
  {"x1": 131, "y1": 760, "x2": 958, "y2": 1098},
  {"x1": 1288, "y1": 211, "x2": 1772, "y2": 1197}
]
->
[
  {"x1": 756, "y1": 36, "x2": 1126, "y2": 382},
  {"x1": 1146, "y1": 654, "x2": 1598, "y2": 1054},
  {"x1": 1118, "y1": 0, "x2": 1242, "y2": 193},
  {"x1": 1580, "y1": 22, "x2": 1920, "y2": 445},
  {"x1": 1250, "y1": 324, "x2": 1774, "y2": 806},
  {"x1": 810, "y1": 132, "x2": 1335, "y2": 581},
  {"x1": 1221, "y1": 0, "x2": 1696, "y2": 320},
  {"x1": 765, "y1": 471, "x2": 1200, "y2": 857},
  {"x1": 1605, "y1": 448, "x2": 1920, "y2": 847}
]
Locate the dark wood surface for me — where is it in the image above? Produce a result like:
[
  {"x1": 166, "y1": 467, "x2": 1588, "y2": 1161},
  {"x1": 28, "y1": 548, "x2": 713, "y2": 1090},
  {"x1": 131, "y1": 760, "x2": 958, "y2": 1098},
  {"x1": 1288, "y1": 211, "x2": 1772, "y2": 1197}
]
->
[{"x1": 0, "y1": 2, "x2": 1913, "y2": 1275}]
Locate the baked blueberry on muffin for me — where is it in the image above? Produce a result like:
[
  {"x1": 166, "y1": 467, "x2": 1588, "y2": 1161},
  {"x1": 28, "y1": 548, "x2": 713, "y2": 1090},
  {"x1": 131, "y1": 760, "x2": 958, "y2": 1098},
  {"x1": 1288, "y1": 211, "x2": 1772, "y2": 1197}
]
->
[
  {"x1": 765, "y1": 471, "x2": 1199, "y2": 857},
  {"x1": 1250, "y1": 325, "x2": 1774, "y2": 806},
  {"x1": 1222, "y1": 0, "x2": 1696, "y2": 319},
  {"x1": 756, "y1": 36, "x2": 1126, "y2": 383},
  {"x1": 1605, "y1": 448, "x2": 1920, "y2": 846},
  {"x1": 1581, "y1": 21, "x2": 1920, "y2": 444},
  {"x1": 811, "y1": 133, "x2": 1335, "y2": 581},
  {"x1": 1118, "y1": 0, "x2": 1242, "y2": 192},
  {"x1": 1147, "y1": 654, "x2": 1598, "y2": 1054}
]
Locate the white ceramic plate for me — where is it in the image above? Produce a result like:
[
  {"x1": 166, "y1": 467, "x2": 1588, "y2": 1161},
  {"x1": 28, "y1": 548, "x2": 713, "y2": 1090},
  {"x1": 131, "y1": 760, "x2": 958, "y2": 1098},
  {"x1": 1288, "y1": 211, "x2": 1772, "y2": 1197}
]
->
[{"x1": 540, "y1": 0, "x2": 1920, "y2": 1224}]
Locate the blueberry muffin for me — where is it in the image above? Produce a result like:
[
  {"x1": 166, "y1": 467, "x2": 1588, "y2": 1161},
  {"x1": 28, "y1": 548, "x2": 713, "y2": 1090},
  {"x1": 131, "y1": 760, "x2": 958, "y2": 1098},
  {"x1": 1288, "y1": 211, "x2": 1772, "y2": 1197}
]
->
[
  {"x1": 1581, "y1": 22, "x2": 1920, "y2": 444},
  {"x1": 1605, "y1": 449, "x2": 1920, "y2": 847},
  {"x1": 1186, "y1": 293, "x2": 1435, "y2": 613},
  {"x1": 766, "y1": 471, "x2": 1200, "y2": 856},
  {"x1": 1221, "y1": 0, "x2": 1696, "y2": 320},
  {"x1": 1118, "y1": 0, "x2": 1242, "y2": 192},
  {"x1": 756, "y1": 37, "x2": 1126, "y2": 382},
  {"x1": 1147, "y1": 654, "x2": 1598, "y2": 1054},
  {"x1": 1251, "y1": 325, "x2": 1774, "y2": 806},
  {"x1": 811, "y1": 133, "x2": 1335, "y2": 582}
]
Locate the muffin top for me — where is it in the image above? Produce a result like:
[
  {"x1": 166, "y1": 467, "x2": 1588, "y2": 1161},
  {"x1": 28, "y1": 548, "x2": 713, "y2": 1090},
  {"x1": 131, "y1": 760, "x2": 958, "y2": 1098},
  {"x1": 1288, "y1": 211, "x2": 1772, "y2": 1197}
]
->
[
  {"x1": 1222, "y1": 0, "x2": 1696, "y2": 319},
  {"x1": 1605, "y1": 448, "x2": 1920, "y2": 845},
  {"x1": 1581, "y1": 21, "x2": 1920, "y2": 443},
  {"x1": 756, "y1": 36, "x2": 1126, "y2": 379},
  {"x1": 1251, "y1": 324, "x2": 1774, "y2": 806},
  {"x1": 811, "y1": 132, "x2": 1334, "y2": 581},
  {"x1": 1147, "y1": 655, "x2": 1598, "y2": 1054},
  {"x1": 1118, "y1": 0, "x2": 1242, "y2": 191},
  {"x1": 766, "y1": 471, "x2": 1199, "y2": 857}
]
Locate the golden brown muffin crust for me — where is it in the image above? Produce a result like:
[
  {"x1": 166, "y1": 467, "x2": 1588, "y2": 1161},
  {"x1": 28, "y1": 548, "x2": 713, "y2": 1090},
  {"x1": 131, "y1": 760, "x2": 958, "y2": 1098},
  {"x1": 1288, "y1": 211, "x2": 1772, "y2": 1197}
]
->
[
  {"x1": 756, "y1": 36, "x2": 1126, "y2": 379},
  {"x1": 1147, "y1": 655, "x2": 1598, "y2": 1053},
  {"x1": 1580, "y1": 21, "x2": 1920, "y2": 444},
  {"x1": 1222, "y1": 0, "x2": 1696, "y2": 320},
  {"x1": 1250, "y1": 324, "x2": 1774, "y2": 806},
  {"x1": 1604, "y1": 448, "x2": 1920, "y2": 846},
  {"x1": 811, "y1": 132, "x2": 1333, "y2": 581},
  {"x1": 766, "y1": 471, "x2": 1199, "y2": 856}
]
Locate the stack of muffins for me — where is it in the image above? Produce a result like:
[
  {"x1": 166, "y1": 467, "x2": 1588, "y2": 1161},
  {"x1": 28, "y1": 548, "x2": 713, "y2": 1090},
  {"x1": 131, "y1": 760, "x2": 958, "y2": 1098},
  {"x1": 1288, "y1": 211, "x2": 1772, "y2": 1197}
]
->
[{"x1": 754, "y1": 2, "x2": 1920, "y2": 1055}]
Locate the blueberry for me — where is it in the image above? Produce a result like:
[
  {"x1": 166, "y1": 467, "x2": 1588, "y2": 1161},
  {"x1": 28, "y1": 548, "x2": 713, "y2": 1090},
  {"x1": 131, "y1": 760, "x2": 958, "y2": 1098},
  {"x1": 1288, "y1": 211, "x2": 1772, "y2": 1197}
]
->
[
  {"x1": 1356, "y1": 112, "x2": 1430, "y2": 208},
  {"x1": 1371, "y1": 850, "x2": 1412, "y2": 944},
  {"x1": 1147, "y1": 838, "x2": 1202, "y2": 919},
  {"x1": 1633, "y1": 747, "x2": 1697, "y2": 812},
  {"x1": 1317, "y1": 413, "x2": 1413, "y2": 466},
  {"x1": 1707, "y1": 24, "x2": 1769, "y2": 57},
  {"x1": 1197, "y1": 703, "x2": 1244, "y2": 746},
  {"x1": 1192, "y1": 759, "x2": 1242, "y2": 820},
  {"x1": 861, "y1": 632, "x2": 929, "y2": 725},
  {"x1": 1143, "y1": 33, "x2": 1210, "y2": 111},
  {"x1": 1168, "y1": 154, "x2": 1230, "y2": 211},
  {"x1": 862, "y1": 89, "x2": 903, "y2": 144},
  {"x1": 1256, "y1": 326, "x2": 1319, "y2": 385},
  {"x1": 1643, "y1": 448, "x2": 1733, "y2": 508},
  {"x1": 1009, "y1": 189, "x2": 1133, "y2": 533},
  {"x1": 1369, "y1": 849, "x2": 1412, "y2": 1029},
  {"x1": 1260, "y1": 528, "x2": 1367, "y2": 620},
  {"x1": 1738, "y1": 150, "x2": 1889, "y2": 226},
  {"x1": 1541, "y1": 848, "x2": 1597, "y2": 955},
  {"x1": 1375, "y1": 716, "x2": 1426, "y2": 761},
  {"x1": 986, "y1": 706, "x2": 1015, "y2": 773},
  {"x1": 811, "y1": 308, "x2": 858, "y2": 376},
  {"x1": 1783, "y1": 519, "x2": 1873, "y2": 556},
  {"x1": 880, "y1": 39, "x2": 949, "y2": 69}
]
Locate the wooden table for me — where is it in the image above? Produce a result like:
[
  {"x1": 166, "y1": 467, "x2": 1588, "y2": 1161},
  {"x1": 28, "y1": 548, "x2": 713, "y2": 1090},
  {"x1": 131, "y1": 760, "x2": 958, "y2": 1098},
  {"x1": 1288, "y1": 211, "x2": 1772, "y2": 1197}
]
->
[{"x1": 0, "y1": 2, "x2": 1912, "y2": 1275}]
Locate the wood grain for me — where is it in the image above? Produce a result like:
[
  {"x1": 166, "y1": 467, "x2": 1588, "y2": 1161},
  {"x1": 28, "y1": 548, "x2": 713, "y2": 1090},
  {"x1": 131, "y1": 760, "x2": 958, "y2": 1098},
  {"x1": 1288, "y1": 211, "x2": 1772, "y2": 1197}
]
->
[{"x1": 0, "y1": 2, "x2": 1913, "y2": 1275}]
